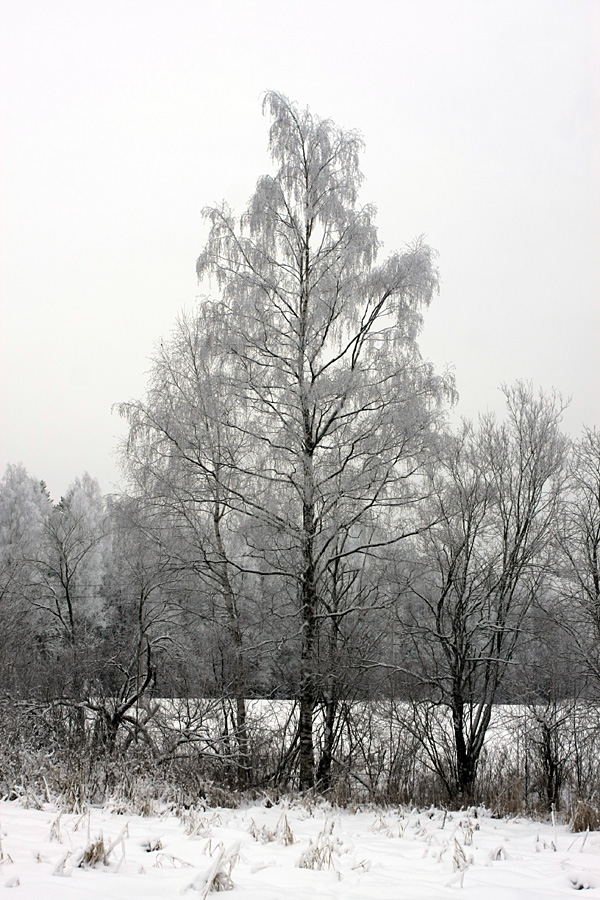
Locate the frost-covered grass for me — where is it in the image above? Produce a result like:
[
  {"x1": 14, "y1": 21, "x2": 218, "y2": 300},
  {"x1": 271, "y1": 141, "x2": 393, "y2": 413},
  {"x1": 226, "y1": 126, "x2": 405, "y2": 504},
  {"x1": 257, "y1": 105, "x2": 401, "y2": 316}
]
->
[{"x1": 0, "y1": 797, "x2": 599, "y2": 898}]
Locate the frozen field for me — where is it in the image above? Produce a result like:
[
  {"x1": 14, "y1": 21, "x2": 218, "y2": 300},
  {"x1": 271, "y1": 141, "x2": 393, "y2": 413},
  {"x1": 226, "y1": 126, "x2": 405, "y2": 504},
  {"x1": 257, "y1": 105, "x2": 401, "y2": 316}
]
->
[{"x1": 0, "y1": 798, "x2": 599, "y2": 898}]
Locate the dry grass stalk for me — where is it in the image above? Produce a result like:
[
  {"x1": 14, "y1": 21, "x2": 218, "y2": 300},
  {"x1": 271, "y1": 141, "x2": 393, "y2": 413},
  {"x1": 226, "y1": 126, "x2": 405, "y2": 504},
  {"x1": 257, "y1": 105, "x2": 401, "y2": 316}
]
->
[
  {"x1": 49, "y1": 813, "x2": 62, "y2": 843},
  {"x1": 188, "y1": 842, "x2": 239, "y2": 896},
  {"x1": 79, "y1": 835, "x2": 107, "y2": 868},
  {"x1": 298, "y1": 820, "x2": 340, "y2": 871},
  {"x1": 276, "y1": 813, "x2": 294, "y2": 846}
]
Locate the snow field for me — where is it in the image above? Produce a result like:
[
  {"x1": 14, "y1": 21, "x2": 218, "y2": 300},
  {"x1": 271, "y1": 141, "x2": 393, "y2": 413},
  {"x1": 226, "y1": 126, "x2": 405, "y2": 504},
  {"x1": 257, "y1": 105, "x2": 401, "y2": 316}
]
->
[{"x1": 0, "y1": 799, "x2": 599, "y2": 898}]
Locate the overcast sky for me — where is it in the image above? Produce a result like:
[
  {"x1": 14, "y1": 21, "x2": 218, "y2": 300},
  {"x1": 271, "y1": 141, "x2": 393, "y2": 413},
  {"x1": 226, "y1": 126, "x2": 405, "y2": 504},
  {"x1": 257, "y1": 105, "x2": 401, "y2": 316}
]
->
[{"x1": 1, "y1": 0, "x2": 599, "y2": 501}]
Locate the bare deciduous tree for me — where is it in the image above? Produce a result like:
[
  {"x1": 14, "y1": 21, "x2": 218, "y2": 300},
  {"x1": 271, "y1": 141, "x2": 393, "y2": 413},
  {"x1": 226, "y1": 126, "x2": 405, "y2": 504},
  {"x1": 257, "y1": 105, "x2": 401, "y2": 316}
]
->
[
  {"x1": 400, "y1": 383, "x2": 568, "y2": 801},
  {"x1": 558, "y1": 427, "x2": 600, "y2": 689}
]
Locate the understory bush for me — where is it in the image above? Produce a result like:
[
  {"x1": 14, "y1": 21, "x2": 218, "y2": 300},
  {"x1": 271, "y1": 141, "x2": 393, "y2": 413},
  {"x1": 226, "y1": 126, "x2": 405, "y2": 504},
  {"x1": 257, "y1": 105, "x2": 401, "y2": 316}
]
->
[{"x1": 2, "y1": 696, "x2": 600, "y2": 818}]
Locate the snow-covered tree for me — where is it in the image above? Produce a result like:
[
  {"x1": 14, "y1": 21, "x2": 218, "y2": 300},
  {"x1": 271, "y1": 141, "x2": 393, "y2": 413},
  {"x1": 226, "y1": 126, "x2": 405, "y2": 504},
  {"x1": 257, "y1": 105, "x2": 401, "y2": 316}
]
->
[
  {"x1": 194, "y1": 92, "x2": 451, "y2": 788},
  {"x1": 118, "y1": 307, "x2": 258, "y2": 785},
  {"x1": 33, "y1": 473, "x2": 110, "y2": 703},
  {"x1": 0, "y1": 464, "x2": 51, "y2": 689}
]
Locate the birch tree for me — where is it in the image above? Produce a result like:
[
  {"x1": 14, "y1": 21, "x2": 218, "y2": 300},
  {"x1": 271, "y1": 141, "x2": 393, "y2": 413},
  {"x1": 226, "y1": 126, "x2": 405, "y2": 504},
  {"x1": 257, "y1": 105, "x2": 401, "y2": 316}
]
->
[
  {"x1": 118, "y1": 308, "x2": 256, "y2": 785},
  {"x1": 196, "y1": 92, "x2": 449, "y2": 788}
]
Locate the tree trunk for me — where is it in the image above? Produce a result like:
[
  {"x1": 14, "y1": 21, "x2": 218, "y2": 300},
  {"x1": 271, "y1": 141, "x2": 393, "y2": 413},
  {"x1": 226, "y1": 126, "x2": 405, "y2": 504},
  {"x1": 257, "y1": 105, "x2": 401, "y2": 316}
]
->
[
  {"x1": 452, "y1": 699, "x2": 492, "y2": 801},
  {"x1": 298, "y1": 555, "x2": 317, "y2": 788},
  {"x1": 297, "y1": 397, "x2": 319, "y2": 790},
  {"x1": 214, "y1": 503, "x2": 251, "y2": 788},
  {"x1": 235, "y1": 689, "x2": 251, "y2": 788},
  {"x1": 316, "y1": 696, "x2": 337, "y2": 791}
]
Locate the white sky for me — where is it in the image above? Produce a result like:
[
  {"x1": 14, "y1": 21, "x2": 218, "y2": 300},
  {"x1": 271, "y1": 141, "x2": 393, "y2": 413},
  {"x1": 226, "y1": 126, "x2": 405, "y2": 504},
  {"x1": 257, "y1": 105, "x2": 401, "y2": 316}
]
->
[{"x1": 1, "y1": 0, "x2": 599, "y2": 501}]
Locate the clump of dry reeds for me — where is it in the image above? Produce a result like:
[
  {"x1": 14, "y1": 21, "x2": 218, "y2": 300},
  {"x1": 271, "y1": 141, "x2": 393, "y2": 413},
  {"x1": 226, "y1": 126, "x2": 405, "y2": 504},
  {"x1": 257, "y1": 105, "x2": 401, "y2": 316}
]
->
[{"x1": 571, "y1": 800, "x2": 600, "y2": 833}]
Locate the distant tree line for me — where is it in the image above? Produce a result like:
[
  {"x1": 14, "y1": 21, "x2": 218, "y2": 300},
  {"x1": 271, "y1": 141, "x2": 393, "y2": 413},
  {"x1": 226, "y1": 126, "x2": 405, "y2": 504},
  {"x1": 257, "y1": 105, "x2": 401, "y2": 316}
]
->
[{"x1": 1, "y1": 94, "x2": 598, "y2": 809}]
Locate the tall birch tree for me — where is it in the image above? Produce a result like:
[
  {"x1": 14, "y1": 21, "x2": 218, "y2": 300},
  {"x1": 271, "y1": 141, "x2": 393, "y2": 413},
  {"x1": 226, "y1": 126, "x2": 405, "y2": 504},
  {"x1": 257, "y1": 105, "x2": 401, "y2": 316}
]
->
[{"x1": 196, "y1": 92, "x2": 449, "y2": 788}]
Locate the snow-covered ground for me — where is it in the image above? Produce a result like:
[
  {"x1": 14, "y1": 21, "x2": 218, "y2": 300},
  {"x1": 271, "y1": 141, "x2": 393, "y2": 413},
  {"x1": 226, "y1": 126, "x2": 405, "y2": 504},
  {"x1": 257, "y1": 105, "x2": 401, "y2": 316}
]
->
[{"x1": 0, "y1": 798, "x2": 598, "y2": 898}]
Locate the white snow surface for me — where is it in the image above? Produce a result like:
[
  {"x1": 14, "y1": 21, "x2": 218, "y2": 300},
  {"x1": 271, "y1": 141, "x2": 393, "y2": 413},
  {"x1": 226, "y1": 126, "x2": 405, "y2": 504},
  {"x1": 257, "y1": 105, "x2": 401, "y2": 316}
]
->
[{"x1": 0, "y1": 798, "x2": 599, "y2": 898}]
